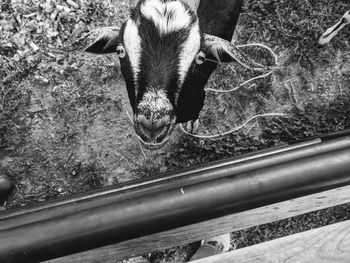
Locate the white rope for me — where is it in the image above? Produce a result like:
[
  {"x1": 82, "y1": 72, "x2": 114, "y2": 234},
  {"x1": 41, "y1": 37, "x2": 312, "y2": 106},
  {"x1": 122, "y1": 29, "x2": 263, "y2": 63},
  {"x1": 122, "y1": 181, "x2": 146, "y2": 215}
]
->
[
  {"x1": 205, "y1": 71, "x2": 273, "y2": 93},
  {"x1": 125, "y1": 109, "x2": 134, "y2": 125},
  {"x1": 205, "y1": 42, "x2": 278, "y2": 93},
  {"x1": 179, "y1": 113, "x2": 288, "y2": 139},
  {"x1": 125, "y1": 109, "x2": 148, "y2": 157},
  {"x1": 138, "y1": 140, "x2": 147, "y2": 159},
  {"x1": 183, "y1": 42, "x2": 286, "y2": 140},
  {"x1": 237, "y1": 43, "x2": 279, "y2": 65}
]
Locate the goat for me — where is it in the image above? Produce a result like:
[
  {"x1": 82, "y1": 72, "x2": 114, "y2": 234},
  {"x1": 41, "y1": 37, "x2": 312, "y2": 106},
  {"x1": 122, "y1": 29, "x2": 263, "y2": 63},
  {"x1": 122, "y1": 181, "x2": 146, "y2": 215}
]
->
[
  {"x1": 319, "y1": 10, "x2": 350, "y2": 45},
  {"x1": 76, "y1": 0, "x2": 264, "y2": 150}
]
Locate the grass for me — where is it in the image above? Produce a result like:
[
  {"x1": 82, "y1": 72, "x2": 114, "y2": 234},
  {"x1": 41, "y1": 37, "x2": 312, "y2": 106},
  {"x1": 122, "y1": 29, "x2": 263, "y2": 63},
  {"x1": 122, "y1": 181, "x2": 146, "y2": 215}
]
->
[{"x1": 1, "y1": 0, "x2": 350, "y2": 262}]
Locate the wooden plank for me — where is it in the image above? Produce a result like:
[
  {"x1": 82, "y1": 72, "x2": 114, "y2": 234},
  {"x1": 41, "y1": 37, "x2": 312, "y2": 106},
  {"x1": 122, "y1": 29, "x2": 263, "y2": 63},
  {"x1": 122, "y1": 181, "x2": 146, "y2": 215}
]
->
[
  {"x1": 192, "y1": 219, "x2": 350, "y2": 263},
  {"x1": 46, "y1": 185, "x2": 350, "y2": 263}
]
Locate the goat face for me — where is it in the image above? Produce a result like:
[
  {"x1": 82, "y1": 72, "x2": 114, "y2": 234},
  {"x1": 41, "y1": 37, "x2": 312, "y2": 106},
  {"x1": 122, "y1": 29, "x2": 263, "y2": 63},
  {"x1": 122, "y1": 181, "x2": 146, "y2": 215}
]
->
[
  {"x1": 119, "y1": 0, "x2": 202, "y2": 148},
  {"x1": 77, "y1": 0, "x2": 261, "y2": 149}
]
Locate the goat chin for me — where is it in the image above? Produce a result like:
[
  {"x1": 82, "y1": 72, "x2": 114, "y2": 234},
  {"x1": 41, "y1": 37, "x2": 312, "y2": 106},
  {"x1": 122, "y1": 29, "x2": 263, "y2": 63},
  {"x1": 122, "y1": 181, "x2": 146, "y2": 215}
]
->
[{"x1": 138, "y1": 137, "x2": 170, "y2": 151}]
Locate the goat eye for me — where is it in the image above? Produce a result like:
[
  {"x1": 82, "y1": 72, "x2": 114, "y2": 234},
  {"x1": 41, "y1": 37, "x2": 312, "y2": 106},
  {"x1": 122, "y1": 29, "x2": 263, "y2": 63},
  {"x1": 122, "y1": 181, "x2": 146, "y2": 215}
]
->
[
  {"x1": 116, "y1": 45, "x2": 126, "y2": 58},
  {"x1": 195, "y1": 51, "x2": 206, "y2": 65}
]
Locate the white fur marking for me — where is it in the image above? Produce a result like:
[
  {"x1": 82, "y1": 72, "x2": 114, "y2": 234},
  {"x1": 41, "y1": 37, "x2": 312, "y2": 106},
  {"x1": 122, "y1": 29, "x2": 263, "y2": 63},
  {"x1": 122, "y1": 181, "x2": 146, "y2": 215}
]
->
[
  {"x1": 178, "y1": 20, "x2": 201, "y2": 85},
  {"x1": 124, "y1": 19, "x2": 142, "y2": 87},
  {"x1": 141, "y1": 0, "x2": 192, "y2": 35},
  {"x1": 138, "y1": 89, "x2": 173, "y2": 115}
]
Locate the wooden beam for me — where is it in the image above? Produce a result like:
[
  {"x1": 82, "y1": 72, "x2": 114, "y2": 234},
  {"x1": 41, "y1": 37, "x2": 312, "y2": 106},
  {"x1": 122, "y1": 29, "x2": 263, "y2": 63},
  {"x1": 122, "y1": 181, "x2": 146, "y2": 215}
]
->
[
  {"x1": 46, "y1": 185, "x2": 350, "y2": 263},
  {"x1": 192, "y1": 219, "x2": 350, "y2": 263}
]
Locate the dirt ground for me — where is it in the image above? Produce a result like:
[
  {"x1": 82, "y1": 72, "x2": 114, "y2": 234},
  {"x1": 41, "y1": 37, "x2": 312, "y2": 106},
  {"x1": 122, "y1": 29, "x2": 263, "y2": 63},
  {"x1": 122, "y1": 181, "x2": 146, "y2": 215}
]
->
[{"x1": 1, "y1": 0, "x2": 350, "y2": 262}]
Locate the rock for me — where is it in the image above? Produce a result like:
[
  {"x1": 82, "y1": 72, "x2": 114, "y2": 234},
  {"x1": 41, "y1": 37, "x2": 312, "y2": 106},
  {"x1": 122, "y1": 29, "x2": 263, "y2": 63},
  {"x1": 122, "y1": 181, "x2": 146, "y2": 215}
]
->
[
  {"x1": 66, "y1": 0, "x2": 80, "y2": 9},
  {"x1": 28, "y1": 39, "x2": 40, "y2": 51},
  {"x1": 0, "y1": 157, "x2": 14, "y2": 168},
  {"x1": 34, "y1": 75, "x2": 50, "y2": 84},
  {"x1": 0, "y1": 175, "x2": 14, "y2": 201}
]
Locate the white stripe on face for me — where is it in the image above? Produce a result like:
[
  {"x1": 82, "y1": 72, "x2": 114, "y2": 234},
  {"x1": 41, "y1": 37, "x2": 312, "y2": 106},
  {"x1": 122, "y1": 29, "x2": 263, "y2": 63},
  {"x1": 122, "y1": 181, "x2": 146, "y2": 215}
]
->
[
  {"x1": 178, "y1": 20, "x2": 201, "y2": 85},
  {"x1": 124, "y1": 19, "x2": 142, "y2": 87},
  {"x1": 140, "y1": 0, "x2": 192, "y2": 35},
  {"x1": 137, "y1": 89, "x2": 173, "y2": 117}
]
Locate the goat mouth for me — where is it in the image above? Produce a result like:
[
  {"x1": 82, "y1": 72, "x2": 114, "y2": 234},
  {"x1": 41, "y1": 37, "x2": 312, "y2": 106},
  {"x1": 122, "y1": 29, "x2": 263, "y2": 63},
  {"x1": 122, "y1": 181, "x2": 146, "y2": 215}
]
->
[
  {"x1": 137, "y1": 135, "x2": 170, "y2": 150},
  {"x1": 135, "y1": 123, "x2": 176, "y2": 150}
]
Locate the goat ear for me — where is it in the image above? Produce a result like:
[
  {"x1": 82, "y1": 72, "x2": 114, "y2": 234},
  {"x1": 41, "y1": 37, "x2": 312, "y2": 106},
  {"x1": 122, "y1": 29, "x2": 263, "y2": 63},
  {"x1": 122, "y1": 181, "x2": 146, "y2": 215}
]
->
[
  {"x1": 204, "y1": 34, "x2": 265, "y2": 71},
  {"x1": 73, "y1": 27, "x2": 120, "y2": 54}
]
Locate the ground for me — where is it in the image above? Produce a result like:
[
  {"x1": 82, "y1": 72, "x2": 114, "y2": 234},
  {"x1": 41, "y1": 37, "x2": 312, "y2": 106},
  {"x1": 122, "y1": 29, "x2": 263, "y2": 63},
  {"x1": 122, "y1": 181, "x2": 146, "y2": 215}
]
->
[{"x1": 1, "y1": 0, "x2": 350, "y2": 262}]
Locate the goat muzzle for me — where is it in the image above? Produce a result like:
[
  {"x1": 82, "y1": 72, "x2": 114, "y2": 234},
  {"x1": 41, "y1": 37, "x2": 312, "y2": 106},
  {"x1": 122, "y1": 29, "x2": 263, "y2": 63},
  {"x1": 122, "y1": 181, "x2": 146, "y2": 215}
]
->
[{"x1": 134, "y1": 114, "x2": 176, "y2": 149}]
